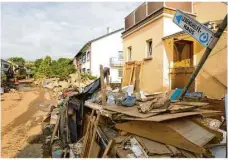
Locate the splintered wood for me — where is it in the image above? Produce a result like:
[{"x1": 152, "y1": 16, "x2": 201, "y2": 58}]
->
[{"x1": 115, "y1": 119, "x2": 217, "y2": 153}]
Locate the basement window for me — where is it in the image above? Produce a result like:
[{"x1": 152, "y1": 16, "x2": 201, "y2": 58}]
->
[{"x1": 128, "y1": 46, "x2": 132, "y2": 61}]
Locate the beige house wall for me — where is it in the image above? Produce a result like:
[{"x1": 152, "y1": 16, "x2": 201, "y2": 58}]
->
[
  {"x1": 193, "y1": 2, "x2": 227, "y2": 22},
  {"x1": 123, "y1": 17, "x2": 165, "y2": 93},
  {"x1": 123, "y1": 2, "x2": 227, "y2": 98}
]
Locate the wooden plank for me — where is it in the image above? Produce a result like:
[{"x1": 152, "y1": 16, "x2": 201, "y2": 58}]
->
[
  {"x1": 174, "y1": 101, "x2": 209, "y2": 107},
  {"x1": 135, "y1": 136, "x2": 171, "y2": 155},
  {"x1": 166, "y1": 145, "x2": 181, "y2": 156},
  {"x1": 168, "y1": 104, "x2": 198, "y2": 113},
  {"x1": 81, "y1": 110, "x2": 94, "y2": 157},
  {"x1": 90, "y1": 142, "x2": 101, "y2": 158},
  {"x1": 120, "y1": 109, "x2": 221, "y2": 122},
  {"x1": 50, "y1": 114, "x2": 60, "y2": 144},
  {"x1": 85, "y1": 101, "x2": 102, "y2": 110},
  {"x1": 100, "y1": 65, "x2": 106, "y2": 105},
  {"x1": 134, "y1": 65, "x2": 140, "y2": 92},
  {"x1": 129, "y1": 65, "x2": 134, "y2": 85},
  {"x1": 164, "y1": 119, "x2": 215, "y2": 147},
  {"x1": 102, "y1": 140, "x2": 113, "y2": 158},
  {"x1": 88, "y1": 112, "x2": 101, "y2": 157},
  {"x1": 103, "y1": 105, "x2": 158, "y2": 118},
  {"x1": 115, "y1": 120, "x2": 215, "y2": 153}
]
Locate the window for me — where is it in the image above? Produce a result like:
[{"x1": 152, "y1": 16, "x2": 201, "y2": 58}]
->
[
  {"x1": 118, "y1": 51, "x2": 123, "y2": 60},
  {"x1": 82, "y1": 68, "x2": 86, "y2": 73},
  {"x1": 82, "y1": 54, "x2": 86, "y2": 63},
  {"x1": 118, "y1": 69, "x2": 123, "y2": 78},
  {"x1": 79, "y1": 57, "x2": 82, "y2": 64},
  {"x1": 87, "y1": 69, "x2": 90, "y2": 73},
  {"x1": 87, "y1": 51, "x2": 90, "y2": 61},
  {"x1": 127, "y1": 47, "x2": 132, "y2": 61},
  {"x1": 3, "y1": 64, "x2": 9, "y2": 69},
  {"x1": 147, "y1": 39, "x2": 152, "y2": 57}
]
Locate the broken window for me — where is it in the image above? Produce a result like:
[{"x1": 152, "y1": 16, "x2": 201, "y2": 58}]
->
[
  {"x1": 128, "y1": 47, "x2": 132, "y2": 61},
  {"x1": 147, "y1": 39, "x2": 152, "y2": 57}
]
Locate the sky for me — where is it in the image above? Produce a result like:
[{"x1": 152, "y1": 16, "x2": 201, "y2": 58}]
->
[{"x1": 1, "y1": 2, "x2": 141, "y2": 61}]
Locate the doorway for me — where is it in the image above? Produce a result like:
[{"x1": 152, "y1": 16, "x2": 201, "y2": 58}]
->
[{"x1": 170, "y1": 40, "x2": 195, "y2": 91}]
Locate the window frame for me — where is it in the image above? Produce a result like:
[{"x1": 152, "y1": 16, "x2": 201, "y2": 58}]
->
[
  {"x1": 118, "y1": 68, "x2": 123, "y2": 78},
  {"x1": 146, "y1": 39, "x2": 152, "y2": 58},
  {"x1": 87, "y1": 51, "x2": 90, "y2": 61},
  {"x1": 127, "y1": 46, "x2": 132, "y2": 62}
]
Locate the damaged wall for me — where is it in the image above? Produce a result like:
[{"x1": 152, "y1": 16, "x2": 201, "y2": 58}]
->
[{"x1": 195, "y1": 32, "x2": 227, "y2": 99}]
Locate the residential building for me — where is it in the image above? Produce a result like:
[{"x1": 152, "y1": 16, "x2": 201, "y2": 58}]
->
[
  {"x1": 122, "y1": 2, "x2": 227, "y2": 99},
  {"x1": 1, "y1": 59, "x2": 11, "y2": 73},
  {"x1": 74, "y1": 28, "x2": 124, "y2": 83},
  {"x1": 1, "y1": 59, "x2": 14, "y2": 79}
]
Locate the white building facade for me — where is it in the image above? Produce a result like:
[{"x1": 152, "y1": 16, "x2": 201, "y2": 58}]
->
[{"x1": 75, "y1": 28, "x2": 124, "y2": 83}]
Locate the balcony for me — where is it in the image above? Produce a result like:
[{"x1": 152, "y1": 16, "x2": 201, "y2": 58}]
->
[{"x1": 110, "y1": 57, "x2": 123, "y2": 67}]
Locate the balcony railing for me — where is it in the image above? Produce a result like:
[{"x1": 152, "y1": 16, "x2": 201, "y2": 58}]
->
[{"x1": 110, "y1": 57, "x2": 123, "y2": 67}]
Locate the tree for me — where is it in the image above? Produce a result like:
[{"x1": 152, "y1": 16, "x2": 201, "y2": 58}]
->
[
  {"x1": 8, "y1": 57, "x2": 25, "y2": 65},
  {"x1": 35, "y1": 56, "x2": 53, "y2": 78},
  {"x1": 34, "y1": 58, "x2": 43, "y2": 68},
  {"x1": 51, "y1": 58, "x2": 76, "y2": 80}
]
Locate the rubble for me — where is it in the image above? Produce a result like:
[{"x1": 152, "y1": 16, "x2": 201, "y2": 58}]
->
[{"x1": 40, "y1": 67, "x2": 227, "y2": 158}]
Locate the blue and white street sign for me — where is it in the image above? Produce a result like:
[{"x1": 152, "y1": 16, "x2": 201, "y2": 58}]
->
[{"x1": 173, "y1": 9, "x2": 215, "y2": 48}]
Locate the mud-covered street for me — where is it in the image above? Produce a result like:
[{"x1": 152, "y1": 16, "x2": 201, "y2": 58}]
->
[{"x1": 1, "y1": 84, "x2": 53, "y2": 158}]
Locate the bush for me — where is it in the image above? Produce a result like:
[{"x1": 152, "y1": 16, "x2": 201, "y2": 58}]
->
[{"x1": 80, "y1": 72, "x2": 97, "y2": 81}]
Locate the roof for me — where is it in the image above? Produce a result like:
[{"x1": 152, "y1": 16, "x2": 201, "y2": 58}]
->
[
  {"x1": 1, "y1": 59, "x2": 10, "y2": 64},
  {"x1": 75, "y1": 28, "x2": 124, "y2": 58}
]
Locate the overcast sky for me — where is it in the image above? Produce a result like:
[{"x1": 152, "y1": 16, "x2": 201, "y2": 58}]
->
[{"x1": 1, "y1": 2, "x2": 140, "y2": 60}]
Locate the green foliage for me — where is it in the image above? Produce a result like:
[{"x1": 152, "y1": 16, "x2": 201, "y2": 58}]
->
[
  {"x1": 8, "y1": 56, "x2": 76, "y2": 80},
  {"x1": 51, "y1": 58, "x2": 76, "y2": 80},
  {"x1": 33, "y1": 57, "x2": 75, "y2": 80},
  {"x1": 1, "y1": 72, "x2": 7, "y2": 83},
  {"x1": 34, "y1": 59, "x2": 43, "y2": 68},
  {"x1": 8, "y1": 57, "x2": 25, "y2": 65},
  {"x1": 80, "y1": 72, "x2": 97, "y2": 81},
  {"x1": 35, "y1": 56, "x2": 53, "y2": 79}
]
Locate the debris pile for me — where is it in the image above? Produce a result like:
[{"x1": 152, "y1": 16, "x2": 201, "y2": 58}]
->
[
  {"x1": 35, "y1": 73, "x2": 94, "y2": 99},
  {"x1": 41, "y1": 67, "x2": 226, "y2": 158}
]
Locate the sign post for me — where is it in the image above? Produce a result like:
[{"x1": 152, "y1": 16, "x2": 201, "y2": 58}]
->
[
  {"x1": 172, "y1": 10, "x2": 227, "y2": 100},
  {"x1": 173, "y1": 9, "x2": 215, "y2": 48}
]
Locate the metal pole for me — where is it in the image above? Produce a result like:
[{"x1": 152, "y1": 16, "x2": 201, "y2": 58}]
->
[{"x1": 179, "y1": 14, "x2": 227, "y2": 100}]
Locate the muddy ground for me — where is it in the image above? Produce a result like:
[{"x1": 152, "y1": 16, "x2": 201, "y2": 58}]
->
[{"x1": 1, "y1": 83, "x2": 55, "y2": 158}]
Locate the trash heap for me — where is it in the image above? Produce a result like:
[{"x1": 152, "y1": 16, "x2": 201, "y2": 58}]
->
[
  {"x1": 35, "y1": 73, "x2": 94, "y2": 99},
  {"x1": 41, "y1": 68, "x2": 226, "y2": 158}
]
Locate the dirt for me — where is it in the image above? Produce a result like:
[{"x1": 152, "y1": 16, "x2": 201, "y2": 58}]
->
[{"x1": 1, "y1": 85, "x2": 54, "y2": 158}]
